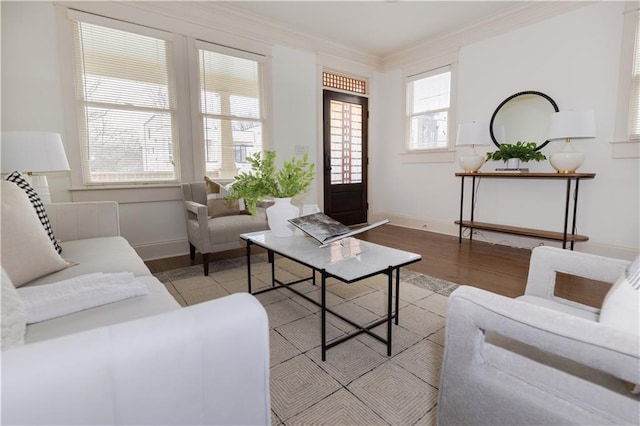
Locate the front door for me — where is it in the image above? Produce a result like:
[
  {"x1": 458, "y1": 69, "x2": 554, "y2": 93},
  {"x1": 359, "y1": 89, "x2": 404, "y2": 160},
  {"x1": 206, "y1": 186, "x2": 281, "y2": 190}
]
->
[{"x1": 322, "y1": 90, "x2": 368, "y2": 225}]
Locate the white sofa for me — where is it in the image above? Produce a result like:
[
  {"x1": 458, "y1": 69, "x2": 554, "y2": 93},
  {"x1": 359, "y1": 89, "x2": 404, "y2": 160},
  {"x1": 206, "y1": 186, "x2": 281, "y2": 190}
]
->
[{"x1": 1, "y1": 201, "x2": 271, "y2": 425}]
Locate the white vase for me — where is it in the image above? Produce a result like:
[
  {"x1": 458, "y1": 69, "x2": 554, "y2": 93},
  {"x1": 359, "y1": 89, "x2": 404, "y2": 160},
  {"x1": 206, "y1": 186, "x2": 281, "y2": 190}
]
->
[
  {"x1": 266, "y1": 197, "x2": 300, "y2": 237},
  {"x1": 506, "y1": 158, "x2": 521, "y2": 170}
]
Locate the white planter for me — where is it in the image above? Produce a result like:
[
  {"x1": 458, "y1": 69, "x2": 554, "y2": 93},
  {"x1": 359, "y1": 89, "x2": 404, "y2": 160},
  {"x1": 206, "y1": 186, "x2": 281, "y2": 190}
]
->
[
  {"x1": 506, "y1": 158, "x2": 521, "y2": 170},
  {"x1": 266, "y1": 197, "x2": 300, "y2": 237}
]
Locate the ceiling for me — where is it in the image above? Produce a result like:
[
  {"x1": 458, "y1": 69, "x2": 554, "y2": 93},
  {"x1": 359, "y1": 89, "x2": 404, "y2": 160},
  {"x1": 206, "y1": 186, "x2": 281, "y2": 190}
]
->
[{"x1": 220, "y1": 1, "x2": 531, "y2": 59}]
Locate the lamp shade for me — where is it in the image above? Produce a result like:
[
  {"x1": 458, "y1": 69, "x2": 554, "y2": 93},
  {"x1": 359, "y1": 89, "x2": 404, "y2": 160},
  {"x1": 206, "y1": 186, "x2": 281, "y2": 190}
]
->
[
  {"x1": 1, "y1": 132, "x2": 70, "y2": 174},
  {"x1": 456, "y1": 122, "x2": 491, "y2": 146},
  {"x1": 547, "y1": 110, "x2": 596, "y2": 140}
]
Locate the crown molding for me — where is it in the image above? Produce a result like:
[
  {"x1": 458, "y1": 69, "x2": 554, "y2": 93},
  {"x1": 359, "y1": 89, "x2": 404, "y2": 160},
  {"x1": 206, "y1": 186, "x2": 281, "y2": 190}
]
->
[
  {"x1": 122, "y1": 1, "x2": 382, "y2": 69},
  {"x1": 381, "y1": 1, "x2": 592, "y2": 71},
  {"x1": 56, "y1": 1, "x2": 591, "y2": 72}
]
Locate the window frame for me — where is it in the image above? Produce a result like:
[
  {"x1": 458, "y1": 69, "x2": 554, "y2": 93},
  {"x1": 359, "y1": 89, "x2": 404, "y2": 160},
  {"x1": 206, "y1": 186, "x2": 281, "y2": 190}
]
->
[
  {"x1": 192, "y1": 39, "x2": 268, "y2": 181},
  {"x1": 56, "y1": 4, "x2": 273, "y2": 195},
  {"x1": 405, "y1": 65, "x2": 453, "y2": 153},
  {"x1": 68, "y1": 10, "x2": 182, "y2": 186},
  {"x1": 612, "y1": 1, "x2": 640, "y2": 159}
]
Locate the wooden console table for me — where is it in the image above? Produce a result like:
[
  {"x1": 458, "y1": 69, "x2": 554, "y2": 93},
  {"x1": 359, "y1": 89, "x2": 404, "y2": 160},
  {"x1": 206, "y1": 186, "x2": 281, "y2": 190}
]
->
[{"x1": 455, "y1": 172, "x2": 596, "y2": 249}]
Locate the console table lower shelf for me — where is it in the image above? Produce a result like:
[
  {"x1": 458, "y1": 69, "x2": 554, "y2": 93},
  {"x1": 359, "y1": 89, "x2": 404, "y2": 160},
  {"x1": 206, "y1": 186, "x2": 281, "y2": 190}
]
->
[{"x1": 455, "y1": 220, "x2": 589, "y2": 243}]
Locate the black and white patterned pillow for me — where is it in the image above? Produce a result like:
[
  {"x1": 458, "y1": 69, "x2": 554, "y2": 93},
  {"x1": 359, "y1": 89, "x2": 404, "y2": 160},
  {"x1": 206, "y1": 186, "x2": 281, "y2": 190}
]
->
[{"x1": 5, "y1": 171, "x2": 62, "y2": 254}]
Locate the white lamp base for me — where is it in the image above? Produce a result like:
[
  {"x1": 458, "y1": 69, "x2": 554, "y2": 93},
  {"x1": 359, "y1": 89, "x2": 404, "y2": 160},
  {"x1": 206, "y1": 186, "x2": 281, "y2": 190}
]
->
[
  {"x1": 459, "y1": 156, "x2": 485, "y2": 173},
  {"x1": 458, "y1": 145, "x2": 485, "y2": 173},
  {"x1": 28, "y1": 175, "x2": 52, "y2": 204},
  {"x1": 549, "y1": 141, "x2": 584, "y2": 174}
]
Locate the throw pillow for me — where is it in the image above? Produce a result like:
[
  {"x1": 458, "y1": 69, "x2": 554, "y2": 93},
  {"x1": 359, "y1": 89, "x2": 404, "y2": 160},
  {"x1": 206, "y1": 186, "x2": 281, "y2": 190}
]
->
[
  {"x1": 5, "y1": 171, "x2": 62, "y2": 254},
  {"x1": 1, "y1": 181, "x2": 69, "y2": 287},
  {"x1": 204, "y1": 176, "x2": 242, "y2": 217},
  {"x1": 599, "y1": 256, "x2": 640, "y2": 335},
  {"x1": 599, "y1": 256, "x2": 640, "y2": 395},
  {"x1": 207, "y1": 198, "x2": 241, "y2": 218},
  {"x1": 204, "y1": 175, "x2": 223, "y2": 195},
  {"x1": 1, "y1": 268, "x2": 26, "y2": 349}
]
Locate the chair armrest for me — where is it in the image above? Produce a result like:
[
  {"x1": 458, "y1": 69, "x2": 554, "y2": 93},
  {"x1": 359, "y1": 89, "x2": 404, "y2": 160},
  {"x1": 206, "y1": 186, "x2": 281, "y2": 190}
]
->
[
  {"x1": 446, "y1": 286, "x2": 639, "y2": 381},
  {"x1": 1, "y1": 293, "x2": 271, "y2": 425},
  {"x1": 440, "y1": 286, "x2": 640, "y2": 425},
  {"x1": 44, "y1": 201, "x2": 120, "y2": 242},
  {"x1": 184, "y1": 200, "x2": 211, "y2": 253},
  {"x1": 525, "y1": 246, "x2": 629, "y2": 303}
]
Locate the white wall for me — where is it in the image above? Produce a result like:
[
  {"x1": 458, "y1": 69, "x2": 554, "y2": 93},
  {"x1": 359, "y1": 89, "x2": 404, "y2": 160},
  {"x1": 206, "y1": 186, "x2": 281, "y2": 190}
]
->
[
  {"x1": 271, "y1": 45, "x2": 320, "y2": 207},
  {"x1": 371, "y1": 1, "x2": 639, "y2": 258},
  {"x1": 2, "y1": 1, "x2": 638, "y2": 260}
]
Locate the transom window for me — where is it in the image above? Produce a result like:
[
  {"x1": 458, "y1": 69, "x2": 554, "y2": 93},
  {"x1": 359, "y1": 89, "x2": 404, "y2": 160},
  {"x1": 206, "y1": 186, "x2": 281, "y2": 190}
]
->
[{"x1": 406, "y1": 67, "x2": 451, "y2": 151}]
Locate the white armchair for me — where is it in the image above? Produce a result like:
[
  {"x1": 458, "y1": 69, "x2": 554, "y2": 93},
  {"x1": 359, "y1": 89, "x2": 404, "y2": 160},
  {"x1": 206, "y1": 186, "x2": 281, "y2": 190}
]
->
[
  {"x1": 438, "y1": 246, "x2": 640, "y2": 425},
  {"x1": 181, "y1": 182, "x2": 269, "y2": 275}
]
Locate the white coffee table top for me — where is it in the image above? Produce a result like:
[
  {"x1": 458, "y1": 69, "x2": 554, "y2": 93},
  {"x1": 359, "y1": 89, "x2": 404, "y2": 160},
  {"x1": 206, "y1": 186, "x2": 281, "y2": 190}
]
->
[{"x1": 241, "y1": 231, "x2": 421, "y2": 282}]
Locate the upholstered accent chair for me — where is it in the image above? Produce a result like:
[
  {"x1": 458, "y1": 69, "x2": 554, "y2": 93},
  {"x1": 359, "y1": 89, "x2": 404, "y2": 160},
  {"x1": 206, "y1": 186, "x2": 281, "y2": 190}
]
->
[
  {"x1": 438, "y1": 246, "x2": 639, "y2": 425},
  {"x1": 181, "y1": 181, "x2": 269, "y2": 275}
]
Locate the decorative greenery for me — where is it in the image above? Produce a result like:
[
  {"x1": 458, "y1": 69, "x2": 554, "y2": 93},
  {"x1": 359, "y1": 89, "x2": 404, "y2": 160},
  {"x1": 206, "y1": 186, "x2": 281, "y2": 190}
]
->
[
  {"x1": 226, "y1": 150, "x2": 315, "y2": 214},
  {"x1": 486, "y1": 141, "x2": 547, "y2": 163}
]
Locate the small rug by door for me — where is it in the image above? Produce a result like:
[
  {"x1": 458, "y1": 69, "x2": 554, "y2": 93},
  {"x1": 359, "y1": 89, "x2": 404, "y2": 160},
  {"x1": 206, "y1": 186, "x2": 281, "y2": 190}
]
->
[{"x1": 154, "y1": 254, "x2": 459, "y2": 426}]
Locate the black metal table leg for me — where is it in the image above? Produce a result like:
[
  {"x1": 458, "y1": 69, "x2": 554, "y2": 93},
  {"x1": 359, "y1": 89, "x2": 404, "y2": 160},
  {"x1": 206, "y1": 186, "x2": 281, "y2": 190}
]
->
[
  {"x1": 459, "y1": 175, "x2": 465, "y2": 243},
  {"x1": 395, "y1": 267, "x2": 400, "y2": 325},
  {"x1": 269, "y1": 250, "x2": 276, "y2": 286},
  {"x1": 571, "y1": 178, "x2": 581, "y2": 250},
  {"x1": 387, "y1": 266, "x2": 393, "y2": 356},
  {"x1": 469, "y1": 175, "x2": 477, "y2": 242},
  {"x1": 321, "y1": 269, "x2": 327, "y2": 361},
  {"x1": 563, "y1": 178, "x2": 572, "y2": 249},
  {"x1": 246, "y1": 241, "x2": 252, "y2": 293}
]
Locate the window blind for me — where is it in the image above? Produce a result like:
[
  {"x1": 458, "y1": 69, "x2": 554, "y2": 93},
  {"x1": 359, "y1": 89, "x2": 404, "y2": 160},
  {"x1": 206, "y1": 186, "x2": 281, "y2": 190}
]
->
[
  {"x1": 71, "y1": 13, "x2": 179, "y2": 184},
  {"x1": 197, "y1": 41, "x2": 264, "y2": 178},
  {"x1": 630, "y1": 20, "x2": 640, "y2": 141},
  {"x1": 407, "y1": 66, "x2": 451, "y2": 150}
]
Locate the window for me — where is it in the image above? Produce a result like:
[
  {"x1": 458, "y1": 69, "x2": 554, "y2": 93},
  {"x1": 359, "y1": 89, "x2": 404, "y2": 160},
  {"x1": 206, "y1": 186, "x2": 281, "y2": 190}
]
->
[
  {"x1": 630, "y1": 18, "x2": 640, "y2": 141},
  {"x1": 197, "y1": 42, "x2": 265, "y2": 178},
  {"x1": 406, "y1": 67, "x2": 451, "y2": 150},
  {"x1": 71, "y1": 12, "x2": 178, "y2": 184}
]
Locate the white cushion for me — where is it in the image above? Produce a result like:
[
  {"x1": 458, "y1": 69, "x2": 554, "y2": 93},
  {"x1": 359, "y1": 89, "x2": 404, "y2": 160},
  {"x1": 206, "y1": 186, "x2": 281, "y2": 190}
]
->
[
  {"x1": 24, "y1": 237, "x2": 151, "y2": 287},
  {"x1": 24, "y1": 276, "x2": 179, "y2": 343},
  {"x1": 599, "y1": 256, "x2": 640, "y2": 335},
  {"x1": 0, "y1": 181, "x2": 69, "y2": 287},
  {"x1": 1, "y1": 268, "x2": 26, "y2": 349}
]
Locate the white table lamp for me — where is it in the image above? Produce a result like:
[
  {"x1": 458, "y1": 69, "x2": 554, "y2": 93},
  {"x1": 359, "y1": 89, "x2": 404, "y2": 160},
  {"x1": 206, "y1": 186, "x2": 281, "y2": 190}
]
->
[
  {"x1": 456, "y1": 122, "x2": 491, "y2": 173},
  {"x1": 547, "y1": 110, "x2": 595, "y2": 174},
  {"x1": 1, "y1": 132, "x2": 70, "y2": 203}
]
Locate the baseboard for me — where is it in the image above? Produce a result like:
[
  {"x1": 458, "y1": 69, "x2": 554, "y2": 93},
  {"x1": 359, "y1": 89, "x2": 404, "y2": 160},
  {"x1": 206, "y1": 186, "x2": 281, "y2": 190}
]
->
[
  {"x1": 132, "y1": 238, "x2": 190, "y2": 261},
  {"x1": 371, "y1": 211, "x2": 639, "y2": 260}
]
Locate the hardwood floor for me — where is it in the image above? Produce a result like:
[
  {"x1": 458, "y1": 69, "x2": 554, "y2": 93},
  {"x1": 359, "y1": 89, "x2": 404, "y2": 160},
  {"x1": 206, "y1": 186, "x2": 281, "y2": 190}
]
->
[{"x1": 145, "y1": 224, "x2": 609, "y2": 307}]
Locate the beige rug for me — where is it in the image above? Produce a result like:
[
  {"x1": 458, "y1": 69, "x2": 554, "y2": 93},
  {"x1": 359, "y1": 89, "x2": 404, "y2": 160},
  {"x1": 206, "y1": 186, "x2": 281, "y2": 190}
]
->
[{"x1": 154, "y1": 254, "x2": 458, "y2": 426}]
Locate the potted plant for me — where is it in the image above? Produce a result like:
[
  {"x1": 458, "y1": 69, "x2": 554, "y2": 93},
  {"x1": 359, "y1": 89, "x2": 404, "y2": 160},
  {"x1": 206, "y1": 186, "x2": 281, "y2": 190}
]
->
[
  {"x1": 486, "y1": 141, "x2": 546, "y2": 169},
  {"x1": 226, "y1": 150, "x2": 315, "y2": 236}
]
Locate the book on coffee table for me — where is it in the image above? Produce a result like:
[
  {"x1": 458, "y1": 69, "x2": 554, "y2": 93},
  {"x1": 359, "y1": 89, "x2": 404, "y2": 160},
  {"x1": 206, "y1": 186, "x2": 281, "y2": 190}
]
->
[{"x1": 288, "y1": 212, "x2": 389, "y2": 246}]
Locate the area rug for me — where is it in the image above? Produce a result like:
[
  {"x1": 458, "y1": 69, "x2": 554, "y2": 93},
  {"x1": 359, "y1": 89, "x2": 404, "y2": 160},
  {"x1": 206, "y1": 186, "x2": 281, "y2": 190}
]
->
[{"x1": 154, "y1": 254, "x2": 459, "y2": 426}]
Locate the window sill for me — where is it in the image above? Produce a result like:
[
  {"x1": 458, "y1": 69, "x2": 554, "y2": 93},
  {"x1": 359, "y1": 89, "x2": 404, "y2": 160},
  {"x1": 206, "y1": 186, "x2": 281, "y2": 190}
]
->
[
  {"x1": 70, "y1": 184, "x2": 183, "y2": 204},
  {"x1": 400, "y1": 150, "x2": 456, "y2": 164},
  {"x1": 610, "y1": 140, "x2": 640, "y2": 159}
]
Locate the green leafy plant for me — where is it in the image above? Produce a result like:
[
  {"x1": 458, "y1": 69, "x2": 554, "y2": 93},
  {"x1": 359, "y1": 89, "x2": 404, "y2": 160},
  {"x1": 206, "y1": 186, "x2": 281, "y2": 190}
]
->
[
  {"x1": 226, "y1": 150, "x2": 315, "y2": 214},
  {"x1": 486, "y1": 141, "x2": 547, "y2": 163}
]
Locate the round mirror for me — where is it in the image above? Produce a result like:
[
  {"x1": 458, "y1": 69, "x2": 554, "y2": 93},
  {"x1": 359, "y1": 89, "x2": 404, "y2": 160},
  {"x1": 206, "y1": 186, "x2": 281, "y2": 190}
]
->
[{"x1": 489, "y1": 91, "x2": 559, "y2": 151}]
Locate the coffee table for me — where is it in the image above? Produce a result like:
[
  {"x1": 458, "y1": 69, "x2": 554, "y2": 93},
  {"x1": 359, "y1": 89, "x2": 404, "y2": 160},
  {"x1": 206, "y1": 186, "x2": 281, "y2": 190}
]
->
[{"x1": 240, "y1": 231, "x2": 421, "y2": 360}]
